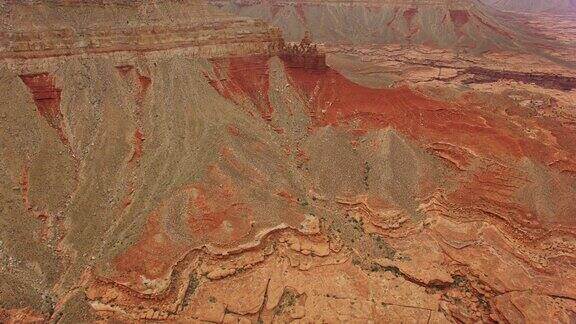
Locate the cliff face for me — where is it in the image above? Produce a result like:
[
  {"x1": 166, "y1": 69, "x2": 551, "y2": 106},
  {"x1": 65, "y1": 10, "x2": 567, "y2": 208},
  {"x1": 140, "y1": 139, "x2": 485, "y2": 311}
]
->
[{"x1": 0, "y1": 0, "x2": 283, "y2": 59}]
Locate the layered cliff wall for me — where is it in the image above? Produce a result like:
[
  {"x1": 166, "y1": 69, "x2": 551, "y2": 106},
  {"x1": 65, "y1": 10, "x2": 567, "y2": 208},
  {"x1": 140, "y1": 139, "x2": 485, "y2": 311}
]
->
[
  {"x1": 0, "y1": 0, "x2": 283, "y2": 60},
  {"x1": 463, "y1": 66, "x2": 576, "y2": 91}
]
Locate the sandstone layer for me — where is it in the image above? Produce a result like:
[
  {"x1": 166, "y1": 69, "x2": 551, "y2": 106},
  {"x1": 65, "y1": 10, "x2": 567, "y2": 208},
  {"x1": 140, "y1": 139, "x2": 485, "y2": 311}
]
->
[{"x1": 0, "y1": 0, "x2": 283, "y2": 59}]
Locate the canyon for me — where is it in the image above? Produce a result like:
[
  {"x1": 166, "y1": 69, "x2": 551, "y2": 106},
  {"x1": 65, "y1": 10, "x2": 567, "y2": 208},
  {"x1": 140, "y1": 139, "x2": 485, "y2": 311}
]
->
[{"x1": 1, "y1": 0, "x2": 576, "y2": 323}]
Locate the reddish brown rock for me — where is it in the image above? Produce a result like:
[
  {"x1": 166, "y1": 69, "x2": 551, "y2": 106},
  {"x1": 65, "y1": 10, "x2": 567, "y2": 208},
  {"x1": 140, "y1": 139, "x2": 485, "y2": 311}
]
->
[
  {"x1": 19, "y1": 73, "x2": 67, "y2": 144},
  {"x1": 1, "y1": 0, "x2": 576, "y2": 323}
]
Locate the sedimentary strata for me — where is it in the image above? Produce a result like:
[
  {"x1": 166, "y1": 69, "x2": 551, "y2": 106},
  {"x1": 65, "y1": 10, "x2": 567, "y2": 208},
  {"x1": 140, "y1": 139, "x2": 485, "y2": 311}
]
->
[
  {"x1": 0, "y1": 0, "x2": 283, "y2": 59},
  {"x1": 1, "y1": 0, "x2": 576, "y2": 323},
  {"x1": 462, "y1": 67, "x2": 576, "y2": 91}
]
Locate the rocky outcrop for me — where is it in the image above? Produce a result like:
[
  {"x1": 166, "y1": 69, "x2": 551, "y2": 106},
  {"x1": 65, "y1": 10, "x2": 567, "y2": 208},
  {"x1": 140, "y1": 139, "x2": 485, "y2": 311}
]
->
[
  {"x1": 463, "y1": 66, "x2": 576, "y2": 91},
  {"x1": 279, "y1": 32, "x2": 327, "y2": 70}
]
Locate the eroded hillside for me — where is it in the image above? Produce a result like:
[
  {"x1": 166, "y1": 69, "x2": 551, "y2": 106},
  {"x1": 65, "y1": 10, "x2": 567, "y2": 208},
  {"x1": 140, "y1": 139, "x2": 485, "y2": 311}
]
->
[
  {"x1": 1, "y1": 1, "x2": 576, "y2": 323},
  {"x1": 210, "y1": 0, "x2": 555, "y2": 53}
]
